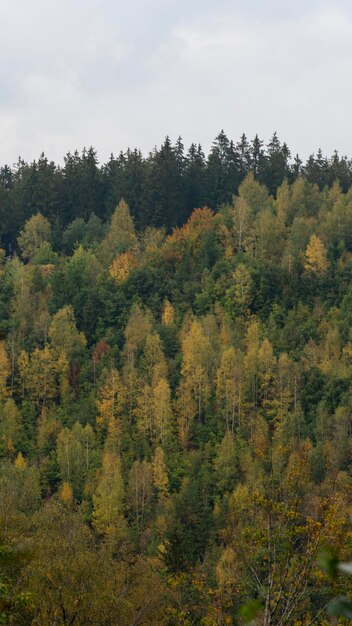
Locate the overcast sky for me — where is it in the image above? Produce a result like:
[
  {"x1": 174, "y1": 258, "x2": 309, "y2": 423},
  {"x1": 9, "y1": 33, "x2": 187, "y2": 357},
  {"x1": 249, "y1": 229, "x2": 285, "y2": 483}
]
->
[{"x1": 0, "y1": 0, "x2": 351, "y2": 164}]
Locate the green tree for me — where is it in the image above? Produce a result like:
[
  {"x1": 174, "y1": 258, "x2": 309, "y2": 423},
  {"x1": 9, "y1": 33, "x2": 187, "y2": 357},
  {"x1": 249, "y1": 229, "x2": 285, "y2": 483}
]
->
[
  {"x1": 49, "y1": 305, "x2": 87, "y2": 361},
  {"x1": 18, "y1": 213, "x2": 51, "y2": 260},
  {"x1": 102, "y1": 198, "x2": 139, "y2": 261}
]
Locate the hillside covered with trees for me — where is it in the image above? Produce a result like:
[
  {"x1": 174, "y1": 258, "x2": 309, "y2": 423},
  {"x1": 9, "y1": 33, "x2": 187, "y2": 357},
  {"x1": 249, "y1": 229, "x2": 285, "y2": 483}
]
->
[{"x1": 1, "y1": 135, "x2": 352, "y2": 624}]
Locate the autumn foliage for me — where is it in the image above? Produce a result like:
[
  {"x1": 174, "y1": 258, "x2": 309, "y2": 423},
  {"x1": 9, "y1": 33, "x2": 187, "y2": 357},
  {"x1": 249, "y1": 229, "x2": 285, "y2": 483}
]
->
[{"x1": 2, "y1": 175, "x2": 352, "y2": 625}]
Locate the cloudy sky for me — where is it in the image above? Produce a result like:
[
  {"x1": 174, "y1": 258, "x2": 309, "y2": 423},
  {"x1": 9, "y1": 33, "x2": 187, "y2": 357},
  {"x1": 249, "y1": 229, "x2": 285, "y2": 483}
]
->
[{"x1": 0, "y1": 0, "x2": 351, "y2": 164}]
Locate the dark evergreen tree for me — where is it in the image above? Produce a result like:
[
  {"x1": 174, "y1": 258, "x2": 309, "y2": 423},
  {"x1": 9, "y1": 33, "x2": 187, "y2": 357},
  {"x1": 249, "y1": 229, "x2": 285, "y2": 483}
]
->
[
  {"x1": 78, "y1": 147, "x2": 103, "y2": 221},
  {"x1": 142, "y1": 137, "x2": 185, "y2": 229},
  {"x1": 304, "y1": 149, "x2": 329, "y2": 189},
  {"x1": 206, "y1": 130, "x2": 240, "y2": 207},
  {"x1": 251, "y1": 133, "x2": 265, "y2": 177},
  {"x1": 261, "y1": 132, "x2": 291, "y2": 195},
  {"x1": 164, "y1": 456, "x2": 212, "y2": 572},
  {"x1": 122, "y1": 149, "x2": 146, "y2": 228},
  {"x1": 236, "y1": 133, "x2": 252, "y2": 177},
  {"x1": 102, "y1": 152, "x2": 126, "y2": 221},
  {"x1": 184, "y1": 143, "x2": 206, "y2": 215},
  {"x1": 61, "y1": 150, "x2": 85, "y2": 224},
  {"x1": 327, "y1": 152, "x2": 352, "y2": 191},
  {"x1": 291, "y1": 154, "x2": 302, "y2": 180},
  {"x1": 1, "y1": 134, "x2": 352, "y2": 249}
]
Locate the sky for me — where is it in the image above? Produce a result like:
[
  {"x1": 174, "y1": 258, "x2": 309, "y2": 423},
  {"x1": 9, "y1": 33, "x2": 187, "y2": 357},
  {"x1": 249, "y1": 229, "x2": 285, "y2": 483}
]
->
[{"x1": 0, "y1": 0, "x2": 351, "y2": 164}]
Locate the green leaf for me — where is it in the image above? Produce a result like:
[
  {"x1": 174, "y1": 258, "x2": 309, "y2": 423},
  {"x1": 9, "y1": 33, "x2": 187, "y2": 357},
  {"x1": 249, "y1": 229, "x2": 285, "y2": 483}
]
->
[
  {"x1": 328, "y1": 597, "x2": 352, "y2": 618},
  {"x1": 238, "y1": 599, "x2": 262, "y2": 623},
  {"x1": 317, "y1": 547, "x2": 339, "y2": 578}
]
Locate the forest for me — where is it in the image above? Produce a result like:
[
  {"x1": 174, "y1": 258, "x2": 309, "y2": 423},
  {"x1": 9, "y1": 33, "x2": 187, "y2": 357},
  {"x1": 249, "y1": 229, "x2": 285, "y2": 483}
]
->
[
  {"x1": 1, "y1": 131, "x2": 352, "y2": 250},
  {"x1": 1, "y1": 133, "x2": 352, "y2": 624}
]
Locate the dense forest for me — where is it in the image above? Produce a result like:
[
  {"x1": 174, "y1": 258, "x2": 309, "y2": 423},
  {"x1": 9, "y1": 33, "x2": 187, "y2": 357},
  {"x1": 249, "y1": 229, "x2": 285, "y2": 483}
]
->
[
  {"x1": 1, "y1": 133, "x2": 352, "y2": 624},
  {"x1": 2, "y1": 131, "x2": 352, "y2": 250}
]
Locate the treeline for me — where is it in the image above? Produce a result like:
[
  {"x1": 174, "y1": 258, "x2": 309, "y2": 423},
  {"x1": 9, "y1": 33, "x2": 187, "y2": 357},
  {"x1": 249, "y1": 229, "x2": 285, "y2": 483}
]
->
[
  {"x1": 2, "y1": 131, "x2": 352, "y2": 249},
  {"x1": 2, "y1": 172, "x2": 352, "y2": 624}
]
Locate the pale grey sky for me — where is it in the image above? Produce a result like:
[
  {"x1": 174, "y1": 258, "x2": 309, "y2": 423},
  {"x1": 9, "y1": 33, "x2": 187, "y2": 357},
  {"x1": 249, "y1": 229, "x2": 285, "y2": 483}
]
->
[{"x1": 0, "y1": 0, "x2": 351, "y2": 164}]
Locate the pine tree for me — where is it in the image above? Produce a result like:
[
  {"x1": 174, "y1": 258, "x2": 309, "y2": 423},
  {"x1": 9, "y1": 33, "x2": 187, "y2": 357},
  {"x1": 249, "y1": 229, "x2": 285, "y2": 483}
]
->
[
  {"x1": 262, "y1": 132, "x2": 291, "y2": 195},
  {"x1": 184, "y1": 143, "x2": 206, "y2": 217},
  {"x1": 143, "y1": 137, "x2": 185, "y2": 229}
]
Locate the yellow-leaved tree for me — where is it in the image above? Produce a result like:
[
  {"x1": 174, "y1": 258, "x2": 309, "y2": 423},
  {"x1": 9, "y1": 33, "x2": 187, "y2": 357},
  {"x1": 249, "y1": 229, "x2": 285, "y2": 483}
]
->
[
  {"x1": 96, "y1": 368, "x2": 126, "y2": 449},
  {"x1": 92, "y1": 449, "x2": 126, "y2": 541},
  {"x1": 18, "y1": 346, "x2": 57, "y2": 409},
  {"x1": 153, "y1": 378, "x2": 173, "y2": 445},
  {"x1": 0, "y1": 341, "x2": 10, "y2": 401},
  {"x1": 56, "y1": 422, "x2": 96, "y2": 498},
  {"x1": 216, "y1": 346, "x2": 244, "y2": 432},
  {"x1": 127, "y1": 459, "x2": 153, "y2": 528},
  {"x1": 109, "y1": 250, "x2": 139, "y2": 284},
  {"x1": 59, "y1": 481, "x2": 74, "y2": 506},
  {"x1": 0, "y1": 399, "x2": 22, "y2": 455},
  {"x1": 161, "y1": 299, "x2": 175, "y2": 326},
  {"x1": 177, "y1": 318, "x2": 211, "y2": 446},
  {"x1": 123, "y1": 304, "x2": 153, "y2": 363},
  {"x1": 152, "y1": 447, "x2": 169, "y2": 499},
  {"x1": 141, "y1": 332, "x2": 168, "y2": 386},
  {"x1": 304, "y1": 234, "x2": 328, "y2": 274},
  {"x1": 135, "y1": 378, "x2": 173, "y2": 445},
  {"x1": 225, "y1": 263, "x2": 252, "y2": 316}
]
